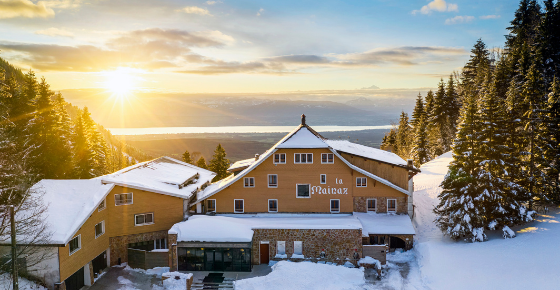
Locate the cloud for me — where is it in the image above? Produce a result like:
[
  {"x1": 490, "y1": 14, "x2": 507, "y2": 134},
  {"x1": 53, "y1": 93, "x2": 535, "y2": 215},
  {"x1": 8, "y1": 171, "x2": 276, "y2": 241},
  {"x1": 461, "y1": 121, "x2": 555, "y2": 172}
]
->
[
  {"x1": 0, "y1": 0, "x2": 55, "y2": 18},
  {"x1": 480, "y1": 15, "x2": 500, "y2": 19},
  {"x1": 205, "y1": 0, "x2": 221, "y2": 5},
  {"x1": 35, "y1": 27, "x2": 74, "y2": 38},
  {"x1": 178, "y1": 6, "x2": 211, "y2": 16},
  {"x1": 412, "y1": 0, "x2": 458, "y2": 15},
  {"x1": 0, "y1": 28, "x2": 227, "y2": 71},
  {"x1": 335, "y1": 46, "x2": 466, "y2": 66},
  {"x1": 264, "y1": 55, "x2": 330, "y2": 64},
  {"x1": 445, "y1": 15, "x2": 474, "y2": 25},
  {"x1": 256, "y1": 8, "x2": 264, "y2": 16}
]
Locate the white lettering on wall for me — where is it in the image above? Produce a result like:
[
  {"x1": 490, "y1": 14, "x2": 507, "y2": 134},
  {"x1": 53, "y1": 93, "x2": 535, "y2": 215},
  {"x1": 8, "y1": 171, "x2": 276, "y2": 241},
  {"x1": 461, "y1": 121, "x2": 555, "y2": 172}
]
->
[{"x1": 311, "y1": 185, "x2": 348, "y2": 195}]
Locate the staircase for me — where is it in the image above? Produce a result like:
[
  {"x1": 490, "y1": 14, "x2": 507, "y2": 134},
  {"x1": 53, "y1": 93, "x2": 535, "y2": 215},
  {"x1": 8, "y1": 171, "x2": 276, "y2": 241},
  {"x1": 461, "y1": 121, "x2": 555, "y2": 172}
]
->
[{"x1": 191, "y1": 273, "x2": 235, "y2": 290}]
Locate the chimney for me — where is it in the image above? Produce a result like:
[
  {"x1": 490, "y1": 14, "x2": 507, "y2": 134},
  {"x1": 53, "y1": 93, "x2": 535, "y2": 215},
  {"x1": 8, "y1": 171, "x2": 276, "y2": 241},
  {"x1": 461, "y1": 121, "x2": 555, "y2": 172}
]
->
[
  {"x1": 407, "y1": 159, "x2": 413, "y2": 168},
  {"x1": 301, "y1": 114, "x2": 306, "y2": 126},
  {"x1": 255, "y1": 154, "x2": 260, "y2": 161}
]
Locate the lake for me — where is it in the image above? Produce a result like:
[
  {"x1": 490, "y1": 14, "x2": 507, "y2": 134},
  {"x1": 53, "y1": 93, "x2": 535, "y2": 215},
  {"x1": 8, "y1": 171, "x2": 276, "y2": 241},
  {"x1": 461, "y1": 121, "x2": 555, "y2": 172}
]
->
[{"x1": 108, "y1": 125, "x2": 392, "y2": 135}]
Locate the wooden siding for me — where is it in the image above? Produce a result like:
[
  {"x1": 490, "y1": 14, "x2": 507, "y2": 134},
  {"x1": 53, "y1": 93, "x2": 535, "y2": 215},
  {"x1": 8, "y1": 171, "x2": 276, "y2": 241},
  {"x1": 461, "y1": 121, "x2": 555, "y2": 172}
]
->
[
  {"x1": 339, "y1": 152, "x2": 409, "y2": 190},
  {"x1": 58, "y1": 185, "x2": 184, "y2": 281},
  {"x1": 210, "y1": 148, "x2": 408, "y2": 213}
]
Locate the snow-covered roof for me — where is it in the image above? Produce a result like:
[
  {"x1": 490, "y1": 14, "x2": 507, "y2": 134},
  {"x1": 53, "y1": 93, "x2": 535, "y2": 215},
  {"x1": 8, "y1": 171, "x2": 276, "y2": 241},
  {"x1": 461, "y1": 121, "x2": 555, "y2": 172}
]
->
[
  {"x1": 170, "y1": 214, "x2": 363, "y2": 243},
  {"x1": 30, "y1": 179, "x2": 114, "y2": 245},
  {"x1": 101, "y1": 156, "x2": 216, "y2": 199},
  {"x1": 228, "y1": 158, "x2": 255, "y2": 171},
  {"x1": 355, "y1": 212, "x2": 415, "y2": 236},
  {"x1": 326, "y1": 140, "x2": 411, "y2": 168},
  {"x1": 276, "y1": 127, "x2": 328, "y2": 149}
]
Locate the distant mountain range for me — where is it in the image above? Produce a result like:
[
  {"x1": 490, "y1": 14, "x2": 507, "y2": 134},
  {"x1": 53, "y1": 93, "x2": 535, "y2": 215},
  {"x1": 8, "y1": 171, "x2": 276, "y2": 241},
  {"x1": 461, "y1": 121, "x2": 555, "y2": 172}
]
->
[{"x1": 61, "y1": 88, "x2": 426, "y2": 128}]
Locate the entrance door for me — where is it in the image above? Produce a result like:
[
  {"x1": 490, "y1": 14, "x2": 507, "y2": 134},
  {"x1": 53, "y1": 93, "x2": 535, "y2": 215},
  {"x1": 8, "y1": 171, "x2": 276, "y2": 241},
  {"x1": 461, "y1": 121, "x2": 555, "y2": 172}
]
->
[
  {"x1": 92, "y1": 251, "x2": 106, "y2": 275},
  {"x1": 260, "y1": 244, "x2": 269, "y2": 264},
  {"x1": 65, "y1": 267, "x2": 84, "y2": 290}
]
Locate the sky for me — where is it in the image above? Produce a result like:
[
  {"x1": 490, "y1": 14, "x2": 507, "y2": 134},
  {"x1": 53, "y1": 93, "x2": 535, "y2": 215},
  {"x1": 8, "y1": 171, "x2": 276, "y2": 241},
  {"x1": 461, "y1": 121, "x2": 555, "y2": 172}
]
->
[{"x1": 0, "y1": 0, "x2": 519, "y2": 94}]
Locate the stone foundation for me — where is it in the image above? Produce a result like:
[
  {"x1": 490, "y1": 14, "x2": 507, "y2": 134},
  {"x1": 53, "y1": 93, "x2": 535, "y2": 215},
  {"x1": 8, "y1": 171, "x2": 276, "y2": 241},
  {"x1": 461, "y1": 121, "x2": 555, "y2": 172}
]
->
[
  {"x1": 109, "y1": 230, "x2": 169, "y2": 266},
  {"x1": 251, "y1": 229, "x2": 362, "y2": 265},
  {"x1": 353, "y1": 196, "x2": 408, "y2": 214}
]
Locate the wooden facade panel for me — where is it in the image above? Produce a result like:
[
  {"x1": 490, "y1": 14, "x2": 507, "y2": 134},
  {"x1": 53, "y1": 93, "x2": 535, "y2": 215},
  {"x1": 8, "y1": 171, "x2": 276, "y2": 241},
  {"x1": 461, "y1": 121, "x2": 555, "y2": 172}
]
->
[
  {"x1": 339, "y1": 152, "x2": 409, "y2": 190},
  {"x1": 59, "y1": 186, "x2": 185, "y2": 281},
  {"x1": 211, "y1": 148, "x2": 408, "y2": 213},
  {"x1": 105, "y1": 186, "x2": 184, "y2": 237},
  {"x1": 58, "y1": 203, "x2": 109, "y2": 281}
]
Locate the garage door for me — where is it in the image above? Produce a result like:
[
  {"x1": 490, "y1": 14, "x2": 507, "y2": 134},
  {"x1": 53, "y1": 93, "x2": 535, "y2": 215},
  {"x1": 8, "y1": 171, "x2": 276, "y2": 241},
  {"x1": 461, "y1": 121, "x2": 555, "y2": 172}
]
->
[{"x1": 65, "y1": 267, "x2": 84, "y2": 290}]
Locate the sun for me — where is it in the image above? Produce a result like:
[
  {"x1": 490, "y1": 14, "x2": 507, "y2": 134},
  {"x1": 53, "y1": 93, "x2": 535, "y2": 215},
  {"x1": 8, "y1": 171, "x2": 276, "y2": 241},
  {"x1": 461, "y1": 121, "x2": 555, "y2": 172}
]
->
[{"x1": 104, "y1": 68, "x2": 138, "y2": 98}]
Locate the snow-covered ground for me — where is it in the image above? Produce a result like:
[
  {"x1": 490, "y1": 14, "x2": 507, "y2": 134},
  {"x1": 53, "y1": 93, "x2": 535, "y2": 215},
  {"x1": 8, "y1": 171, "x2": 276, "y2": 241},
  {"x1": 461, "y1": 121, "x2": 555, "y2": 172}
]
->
[
  {"x1": 413, "y1": 152, "x2": 560, "y2": 289},
  {"x1": 0, "y1": 273, "x2": 46, "y2": 290}
]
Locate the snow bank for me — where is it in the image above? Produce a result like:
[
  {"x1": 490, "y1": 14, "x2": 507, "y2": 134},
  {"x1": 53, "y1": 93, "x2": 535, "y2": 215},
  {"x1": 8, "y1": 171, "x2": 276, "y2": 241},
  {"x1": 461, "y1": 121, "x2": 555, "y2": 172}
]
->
[
  {"x1": 235, "y1": 261, "x2": 366, "y2": 290},
  {"x1": 161, "y1": 272, "x2": 193, "y2": 290},
  {"x1": 358, "y1": 256, "x2": 381, "y2": 269},
  {"x1": 413, "y1": 152, "x2": 560, "y2": 289}
]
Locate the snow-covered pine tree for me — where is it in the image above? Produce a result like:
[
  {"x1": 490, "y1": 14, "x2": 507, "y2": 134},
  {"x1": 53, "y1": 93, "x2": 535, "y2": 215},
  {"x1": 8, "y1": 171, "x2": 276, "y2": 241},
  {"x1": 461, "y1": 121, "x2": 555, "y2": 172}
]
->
[
  {"x1": 461, "y1": 39, "x2": 491, "y2": 94},
  {"x1": 52, "y1": 92, "x2": 73, "y2": 178},
  {"x1": 410, "y1": 113, "x2": 430, "y2": 168},
  {"x1": 544, "y1": 77, "x2": 560, "y2": 202},
  {"x1": 411, "y1": 93, "x2": 424, "y2": 129},
  {"x1": 182, "y1": 149, "x2": 194, "y2": 164},
  {"x1": 539, "y1": 0, "x2": 560, "y2": 90},
  {"x1": 476, "y1": 68, "x2": 534, "y2": 238},
  {"x1": 443, "y1": 75, "x2": 461, "y2": 148},
  {"x1": 434, "y1": 82, "x2": 486, "y2": 242},
  {"x1": 209, "y1": 144, "x2": 230, "y2": 181}
]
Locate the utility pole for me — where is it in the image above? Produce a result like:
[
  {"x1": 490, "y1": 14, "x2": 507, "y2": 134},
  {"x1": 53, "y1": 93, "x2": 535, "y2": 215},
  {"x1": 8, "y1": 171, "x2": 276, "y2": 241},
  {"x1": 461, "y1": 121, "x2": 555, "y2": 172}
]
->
[{"x1": 10, "y1": 205, "x2": 18, "y2": 290}]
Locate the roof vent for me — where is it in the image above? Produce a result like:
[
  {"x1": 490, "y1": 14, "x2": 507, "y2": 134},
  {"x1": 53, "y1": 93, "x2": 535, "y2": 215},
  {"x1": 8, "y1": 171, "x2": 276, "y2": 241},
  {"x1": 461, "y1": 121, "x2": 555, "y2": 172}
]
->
[
  {"x1": 301, "y1": 114, "x2": 306, "y2": 125},
  {"x1": 255, "y1": 154, "x2": 260, "y2": 161}
]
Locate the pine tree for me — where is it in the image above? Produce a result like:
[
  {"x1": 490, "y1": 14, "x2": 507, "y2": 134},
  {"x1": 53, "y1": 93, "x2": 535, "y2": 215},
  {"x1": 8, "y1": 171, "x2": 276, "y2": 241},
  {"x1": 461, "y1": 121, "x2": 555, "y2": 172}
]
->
[
  {"x1": 428, "y1": 80, "x2": 446, "y2": 156},
  {"x1": 434, "y1": 83, "x2": 486, "y2": 242},
  {"x1": 444, "y1": 75, "x2": 461, "y2": 139},
  {"x1": 381, "y1": 128, "x2": 398, "y2": 153},
  {"x1": 410, "y1": 113, "x2": 430, "y2": 167},
  {"x1": 411, "y1": 93, "x2": 424, "y2": 129},
  {"x1": 539, "y1": 0, "x2": 560, "y2": 90},
  {"x1": 462, "y1": 39, "x2": 491, "y2": 92},
  {"x1": 544, "y1": 77, "x2": 560, "y2": 202},
  {"x1": 82, "y1": 107, "x2": 107, "y2": 176},
  {"x1": 209, "y1": 144, "x2": 230, "y2": 181},
  {"x1": 395, "y1": 112, "x2": 412, "y2": 159},
  {"x1": 52, "y1": 92, "x2": 73, "y2": 178},
  {"x1": 520, "y1": 56, "x2": 549, "y2": 201},
  {"x1": 196, "y1": 156, "x2": 208, "y2": 170},
  {"x1": 72, "y1": 111, "x2": 94, "y2": 179},
  {"x1": 476, "y1": 69, "x2": 534, "y2": 238},
  {"x1": 182, "y1": 149, "x2": 193, "y2": 164}
]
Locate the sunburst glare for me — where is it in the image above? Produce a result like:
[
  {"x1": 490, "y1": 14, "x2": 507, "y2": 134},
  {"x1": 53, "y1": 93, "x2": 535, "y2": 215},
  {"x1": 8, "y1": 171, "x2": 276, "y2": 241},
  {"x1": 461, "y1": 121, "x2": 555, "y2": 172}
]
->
[{"x1": 103, "y1": 68, "x2": 140, "y2": 100}]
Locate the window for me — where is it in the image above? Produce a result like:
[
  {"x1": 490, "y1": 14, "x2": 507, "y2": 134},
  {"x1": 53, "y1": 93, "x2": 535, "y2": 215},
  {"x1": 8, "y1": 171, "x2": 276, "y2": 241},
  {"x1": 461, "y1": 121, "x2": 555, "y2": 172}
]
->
[
  {"x1": 154, "y1": 238, "x2": 167, "y2": 249},
  {"x1": 277, "y1": 241, "x2": 286, "y2": 255},
  {"x1": 268, "y1": 199, "x2": 278, "y2": 212},
  {"x1": 207, "y1": 199, "x2": 216, "y2": 212},
  {"x1": 320, "y1": 174, "x2": 327, "y2": 184},
  {"x1": 69, "y1": 235, "x2": 81, "y2": 255},
  {"x1": 274, "y1": 153, "x2": 286, "y2": 164},
  {"x1": 234, "y1": 199, "x2": 244, "y2": 213},
  {"x1": 135, "y1": 213, "x2": 154, "y2": 226},
  {"x1": 115, "y1": 193, "x2": 133, "y2": 206},
  {"x1": 294, "y1": 153, "x2": 313, "y2": 164},
  {"x1": 387, "y1": 199, "x2": 397, "y2": 213},
  {"x1": 356, "y1": 177, "x2": 367, "y2": 187},
  {"x1": 296, "y1": 184, "x2": 310, "y2": 198},
  {"x1": 294, "y1": 241, "x2": 303, "y2": 255},
  {"x1": 268, "y1": 174, "x2": 278, "y2": 188},
  {"x1": 367, "y1": 199, "x2": 377, "y2": 212},
  {"x1": 95, "y1": 221, "x2": 105, "y2": 238},
  {"x1": 244, "y1": 177, "x2": 255, "y2": 188},
  {"x1": 321, "y1": 153, "x2": 334, "y2": 164},
  {"x1": 370, "y1": 235, "x2": 385, "y2": 245},
  {"x1": 98, "y1": 198, "x2": 106, "y2": 211},
  {"x1": 330, "y1": 199, "x2": 340, "y2": 213}
]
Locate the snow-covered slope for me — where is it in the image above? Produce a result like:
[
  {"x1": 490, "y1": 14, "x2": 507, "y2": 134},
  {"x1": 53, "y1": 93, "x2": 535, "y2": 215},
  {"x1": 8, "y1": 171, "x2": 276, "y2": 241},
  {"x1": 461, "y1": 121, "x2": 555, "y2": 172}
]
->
[{"x1": 413, "y1": 152, "x2": 560, "y2": 289}]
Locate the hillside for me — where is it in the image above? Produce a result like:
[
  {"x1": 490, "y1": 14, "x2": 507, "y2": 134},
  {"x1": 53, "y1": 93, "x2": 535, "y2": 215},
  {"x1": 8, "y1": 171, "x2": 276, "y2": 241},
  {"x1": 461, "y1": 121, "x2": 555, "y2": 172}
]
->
[{"x1": 412, "y1": 153, "x2": 560, "y2": 289}]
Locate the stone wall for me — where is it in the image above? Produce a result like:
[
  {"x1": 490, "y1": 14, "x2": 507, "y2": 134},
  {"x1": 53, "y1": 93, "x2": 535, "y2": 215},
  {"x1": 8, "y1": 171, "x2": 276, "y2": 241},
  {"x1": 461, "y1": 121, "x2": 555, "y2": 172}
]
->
[
  {"x1": 251, "y1": 229, "x2": 362, "y2": 265},
  {"x1": 109, "y1": 230, "x2": 168, "y2": 266},
  {"x1": 353, "y1": 196, "x2": 408, "y2": 214}
]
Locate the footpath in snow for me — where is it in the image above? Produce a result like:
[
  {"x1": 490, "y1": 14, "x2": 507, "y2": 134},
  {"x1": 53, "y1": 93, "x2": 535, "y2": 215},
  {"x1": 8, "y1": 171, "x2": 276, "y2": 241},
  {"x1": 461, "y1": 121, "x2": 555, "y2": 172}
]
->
[{"x1": 412, "y1": 152, "x2": 560, "y2": 290}]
